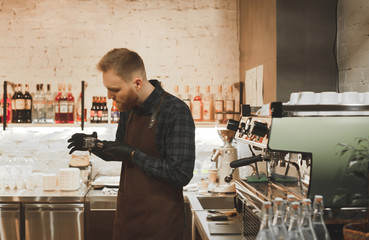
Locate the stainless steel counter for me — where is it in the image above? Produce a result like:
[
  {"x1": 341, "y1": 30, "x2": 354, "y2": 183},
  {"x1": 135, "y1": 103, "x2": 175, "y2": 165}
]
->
[{"x1": 0, "y1": 187, "x2": 88, "y2": 202}]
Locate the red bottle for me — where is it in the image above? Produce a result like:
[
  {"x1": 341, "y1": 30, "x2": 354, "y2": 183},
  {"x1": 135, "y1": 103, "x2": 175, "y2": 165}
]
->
[
  {"x1": 54, "y1": 84, "x2": 62, "y2": 123},
  {"x1": 59, "y1": 84, "x2": 68, "y2": 123},
  {"x1": 67, "y1": 84, "x2": 75, "y2": 123}
]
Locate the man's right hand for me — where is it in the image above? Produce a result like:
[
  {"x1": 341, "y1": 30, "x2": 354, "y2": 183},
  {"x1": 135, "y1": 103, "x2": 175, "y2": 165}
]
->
[{"x1": 67, "y1": 131, "x2": 98, "y2": 154}]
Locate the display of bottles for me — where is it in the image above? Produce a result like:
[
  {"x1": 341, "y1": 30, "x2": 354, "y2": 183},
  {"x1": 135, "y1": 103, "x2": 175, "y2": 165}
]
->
[
  {"x1": 182, "y1": 85, "x2": 191, "y2": 111},
  {"x1": 45, "y1": 84, "x2": 54, "y2": 123},
  {"x1": 24, "y1": 84, "x2": 32, "y2": 123},
  {"x1": 111, "y1": 100, "x2": 120, "y2": 123},
  {"x1": 225, "y1": 85, "x2": 235, "y2": 120},
  {"x1": 59, "y1": 84, "x2": 68, "y2": 123},
  {"x1": 287, "y1": 202, "x2": 304, "y2": 240},
  {"x1": 202, "y1": 85, "x2": 213, "y2": 121},
  {"x1": 312, "y1": 195, "x2": 330, "y2": 240},
  {"x1": 90, "y1": 96, "x2": 108, "y2": 123},
  {"x1": 256, "y1": 201, "x2": 275, "y2": 240},
  {"x1": 215, "y1": 85, "x2": 224, "y2": 121},
  {"x1": 76, "y1": 92, "x2": 87, "y2": 123},
  {"x1": 272, "y1": 198, "x2": 287, "y2": 240},
  {"x1": 192, "y1": 86, "x2": 203, "y2": 121},
  {"x1": 67, "y1": 84, "x2": 75, "y2": 123},
  {"x1": 301, "y1": 199, "x2": 317, "y2": 240},
  {"x1": 54, "y1": 84, "x2": 62, "y2": 123}
]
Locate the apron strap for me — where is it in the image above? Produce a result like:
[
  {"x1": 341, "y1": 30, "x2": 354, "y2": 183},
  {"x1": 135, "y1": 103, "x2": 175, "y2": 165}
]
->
[{"x1": 149, "y1": 92, "x2": 168, "y2": 129}]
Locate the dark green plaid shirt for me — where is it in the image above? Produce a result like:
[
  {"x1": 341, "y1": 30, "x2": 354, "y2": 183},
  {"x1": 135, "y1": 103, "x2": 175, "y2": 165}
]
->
[{"x1": 116, "y1": 81, "x2": 196, "y2": 187}]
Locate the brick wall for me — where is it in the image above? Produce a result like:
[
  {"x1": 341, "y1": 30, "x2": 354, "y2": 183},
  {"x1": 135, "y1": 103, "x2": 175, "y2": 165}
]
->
[
  {"x1": 0, "y1": 0, "x2": 239, "y2": 110},
  {"x1": 338, "y1": 0, "x2": 369, "y2": 91}
]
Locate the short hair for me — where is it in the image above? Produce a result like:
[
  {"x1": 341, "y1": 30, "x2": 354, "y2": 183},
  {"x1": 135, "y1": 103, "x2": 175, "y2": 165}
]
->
[{"x1": 97, "y1": 48, "x2": 146, "y2": 81}]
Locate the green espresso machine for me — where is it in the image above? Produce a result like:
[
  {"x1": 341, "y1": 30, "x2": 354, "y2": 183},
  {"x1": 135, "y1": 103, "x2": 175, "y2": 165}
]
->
[{"x1": 227, "y1": 103, "x2": 369, "y2": 237}]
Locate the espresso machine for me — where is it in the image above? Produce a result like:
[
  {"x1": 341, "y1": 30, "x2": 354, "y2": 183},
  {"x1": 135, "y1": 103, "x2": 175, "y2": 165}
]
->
[
  {"x1": 225, "y1": 102, "x2": 369, "y2": 239},
  {"x1": 209, "y1": 125, "x2": 239, "y2": 193}
]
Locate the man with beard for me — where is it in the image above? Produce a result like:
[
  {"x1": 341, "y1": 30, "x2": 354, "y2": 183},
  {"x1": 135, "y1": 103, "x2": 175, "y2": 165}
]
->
[{"x1": 67, "y1": 48, "x2": 195, "y2": 240}]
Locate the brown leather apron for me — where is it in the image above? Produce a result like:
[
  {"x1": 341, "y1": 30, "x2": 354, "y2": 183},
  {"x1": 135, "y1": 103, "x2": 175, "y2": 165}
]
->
[{"x1": 112, "y1": 93, "x2": 184, "y2": 240}]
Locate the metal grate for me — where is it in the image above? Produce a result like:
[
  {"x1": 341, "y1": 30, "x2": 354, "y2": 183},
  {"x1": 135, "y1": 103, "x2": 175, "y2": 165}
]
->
[{"x1": 241, "y1": 200, "x2": 260, "y2": 240}]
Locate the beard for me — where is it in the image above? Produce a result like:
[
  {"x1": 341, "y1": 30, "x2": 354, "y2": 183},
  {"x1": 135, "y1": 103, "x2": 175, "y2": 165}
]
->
[{"x1": 116, "y1": 87, "x2": 139, "y2": 112}]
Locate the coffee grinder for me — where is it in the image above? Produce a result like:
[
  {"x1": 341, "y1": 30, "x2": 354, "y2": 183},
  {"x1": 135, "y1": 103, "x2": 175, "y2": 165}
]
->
[{"x1": 209, "y1": 125, "x2": 239, "y2": 193}]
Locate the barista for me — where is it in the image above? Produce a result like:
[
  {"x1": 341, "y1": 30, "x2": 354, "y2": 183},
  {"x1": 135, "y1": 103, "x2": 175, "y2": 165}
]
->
[{"x1": 67, "y1": 48, "x2": 196, "y2": 240}]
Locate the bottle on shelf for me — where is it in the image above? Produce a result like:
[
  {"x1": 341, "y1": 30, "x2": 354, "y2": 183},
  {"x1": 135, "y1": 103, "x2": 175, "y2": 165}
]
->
[
  {"x1": 67, "y1": 84, "x2": 75, "y2": 123},
  {"x1": 11, "y1": 84, "x2": 17, "y2": 123},
  {"x1": 101, "y1": 97, "x2": 109, "y2": 123},
  {"x1": 90, "y1": 96, "x2": 96, "y2": 123},
  {"x1": 256, "y1": 201, "x2": 275, "y2": 240},
  {"x1": 287, "y1": 202, "x2": 304, "y2": 240},
  {"x1": 301, "y1": 199, "x2": 317, "y2": 240},
  {"x1": 1, "y1": 93, "x2": 12, "y2": 123},
  {"x1": 214, "y1": 85, "x2": 224, "y2": 122},
  {"x1": 111, "y1": 100, "x2": 120, "y2": 123},
  {"x1": 225, "y1": 85, "x2": 235, "y2": 120},
  {"x1": 312, "y1": 195, "x2": 330, "y2": 240},
  {"x1": 272, "y1": 197, "x2": 287, "y2": 239},
  {"x1": 0, "y1": 90, "x2": 3, "y2": 123},
  {"x1": 59, "y1": 84, "x2": 68, "y2": 123},
  {"x1": 76, "y1": 92, "x2": 87, "y2": 123},
  {"x1": 202, "y1": 85, "x2": 213, "y2": 121},
  {"x1": 45, "y1": 84, "x2": 54, "y2": 123},
  {"x1": 54, "y1": 84, "x2": 62, "y2": 124},
  {"x1": 192, "y1": 86, "x2": 203, "y2": 121},
  {"x1": 24, "y1": 84, "x2": 32, "y2": 123},
  {"x1": 32, "y1": 84, "x2": 40, "y2": 123},
  {"x1": 38, "y1": 84, "x2": 46, "y2": 123},
  {"x1": 15, "y1": 84, "x2": 25, "y2": 123},
  {"x1": 173, "y1": 85, "x2": 181, "y2": 99},
  {"x1": 96, "y1": 97, "x2": 103, "y2": 123},
  {"x1": 182, "y1": 85, "x2": 192, "y2": 111}
]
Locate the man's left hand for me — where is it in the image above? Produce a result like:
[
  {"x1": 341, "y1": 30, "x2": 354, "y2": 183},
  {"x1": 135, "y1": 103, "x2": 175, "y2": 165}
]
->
[{"x1": 101, "y1": 141, "x2": 134, "y2": 161}]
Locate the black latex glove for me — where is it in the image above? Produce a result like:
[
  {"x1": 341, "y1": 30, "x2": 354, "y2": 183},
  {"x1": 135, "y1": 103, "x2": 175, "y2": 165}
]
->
[
  {"x1": 100, "y1": 140, "x2": 134, "y2": 162},
  {"x1": 67, "y1": 131, "x2": 98, "y2": 154}
]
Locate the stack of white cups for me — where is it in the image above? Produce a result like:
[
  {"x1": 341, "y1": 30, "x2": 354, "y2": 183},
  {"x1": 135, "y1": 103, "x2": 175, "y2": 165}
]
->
[{"x1": 286, "y1": 91, "x2": 369, "y2": 116}]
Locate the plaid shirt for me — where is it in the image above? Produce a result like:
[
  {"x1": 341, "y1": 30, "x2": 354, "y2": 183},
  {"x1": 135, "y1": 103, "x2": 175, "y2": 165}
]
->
[{"x1": 115, "y1": 81, "x2": 196, "y2": 187}]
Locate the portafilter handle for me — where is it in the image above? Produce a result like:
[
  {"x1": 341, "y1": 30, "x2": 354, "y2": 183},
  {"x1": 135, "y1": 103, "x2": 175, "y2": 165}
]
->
[{"x1": 229, "y1": 155, "x2": 264, "y2": 168}]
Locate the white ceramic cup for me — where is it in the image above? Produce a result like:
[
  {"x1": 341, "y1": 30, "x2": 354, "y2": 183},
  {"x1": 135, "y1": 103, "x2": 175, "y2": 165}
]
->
[
  {"x1": 288, "y1": 92, "x2": 300, "y2": 105},
  {"x1": 42, "y1": 174, "x2": 57, "y2": 191},
  {"x1": 296, "y1": 92, "x2": 318, "y2": 116},
  {"x1": 341, "y1": 92, "x2": 361, "y2": 115},
  {"x1": 363, "y1": 92, "x2": 369, "y2": 104},
  {"x1": 319, "y1": 92, "x2": 340, "y2": 116}
]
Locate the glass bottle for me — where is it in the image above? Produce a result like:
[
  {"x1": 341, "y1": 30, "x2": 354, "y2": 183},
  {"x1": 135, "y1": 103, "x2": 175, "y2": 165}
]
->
[
  {"x1": 24, "y1": 84, "x2": 32, "y2": 123},
  {"x1": 38, "y1": 84, "x2": 46, "y2": 123},
  {"x1": 32, "y1": 84, "x2": 40, "y2": 123},
  {"x1": 202, "y1": 85, "x2": 213, "y2": 121},
  {"x1": 215, "y1": 85, "x2": 224, "y2": 122},
  {"x1": 301, "y1": 199, "x2": 317, "y2": 240},
  {"x1": 102, "y1": 97, "x2": 108, "y2": 123},
  {"x1": 111, "y1": 100, "x2": 120, "y2": 123},
  {"x1": 54, "y1": 84, "x2": 62, "y2": 123},
  {"x1": 182, "y1": 85, "x2": 191, "y2": 111},
  {"x1": 272, "y1": 198, "x2": 287, "y2": 240},
  {"x1": 76, "y1": 92, "x2": 87, "y2": 123},
  {"x1": 45, "y1": 84, "x2": 54, "y2": 123},
  {"x1": 59, "y1": 84, "x2": 68, "y2": 123},
  {"x1": 256, "y1": 201, "x2": 275, "y2": 240},
  {"x1": 173, "y1": 85, "x2": 181, "y2": 99},
  {"x1": 0, "y1": 92, "x2": 3, "y2": 124},
  {"x1": 192, "y1": 86, "x2": 203, "y2": 121},
  {"x1": 287, "y1": 202, "x2": 304, "y2": 240},
  {"x1": 90, "y1": 97, "x2": 96, "y2": 123},
  {"x1": 225, "y1": 85, "x2": 235, "y2": 120},
  {"x1": 284, "y1": 194, "x2": 296, "y2": 229},
  {"x1": 11, "y1": 84, "x2": 17, "y2": 123},
  {"x1": 96, "y1": 96, "x2": 103, "y2": 123},
  {"x1": 312, "y1": 195, "x2": 330, "y2": 240},
  {"x1": 15, "y1": 84, "x2": 25, "y2": 123},
  {"x1": 67, "y1": 84, "x2": 75, "y2": 123}
]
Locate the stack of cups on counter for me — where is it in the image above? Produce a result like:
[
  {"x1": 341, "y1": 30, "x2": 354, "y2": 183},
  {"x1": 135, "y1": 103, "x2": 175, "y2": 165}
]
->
[{"x1": 285, "y1": 91, "x2": 369, "y2": 116}]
